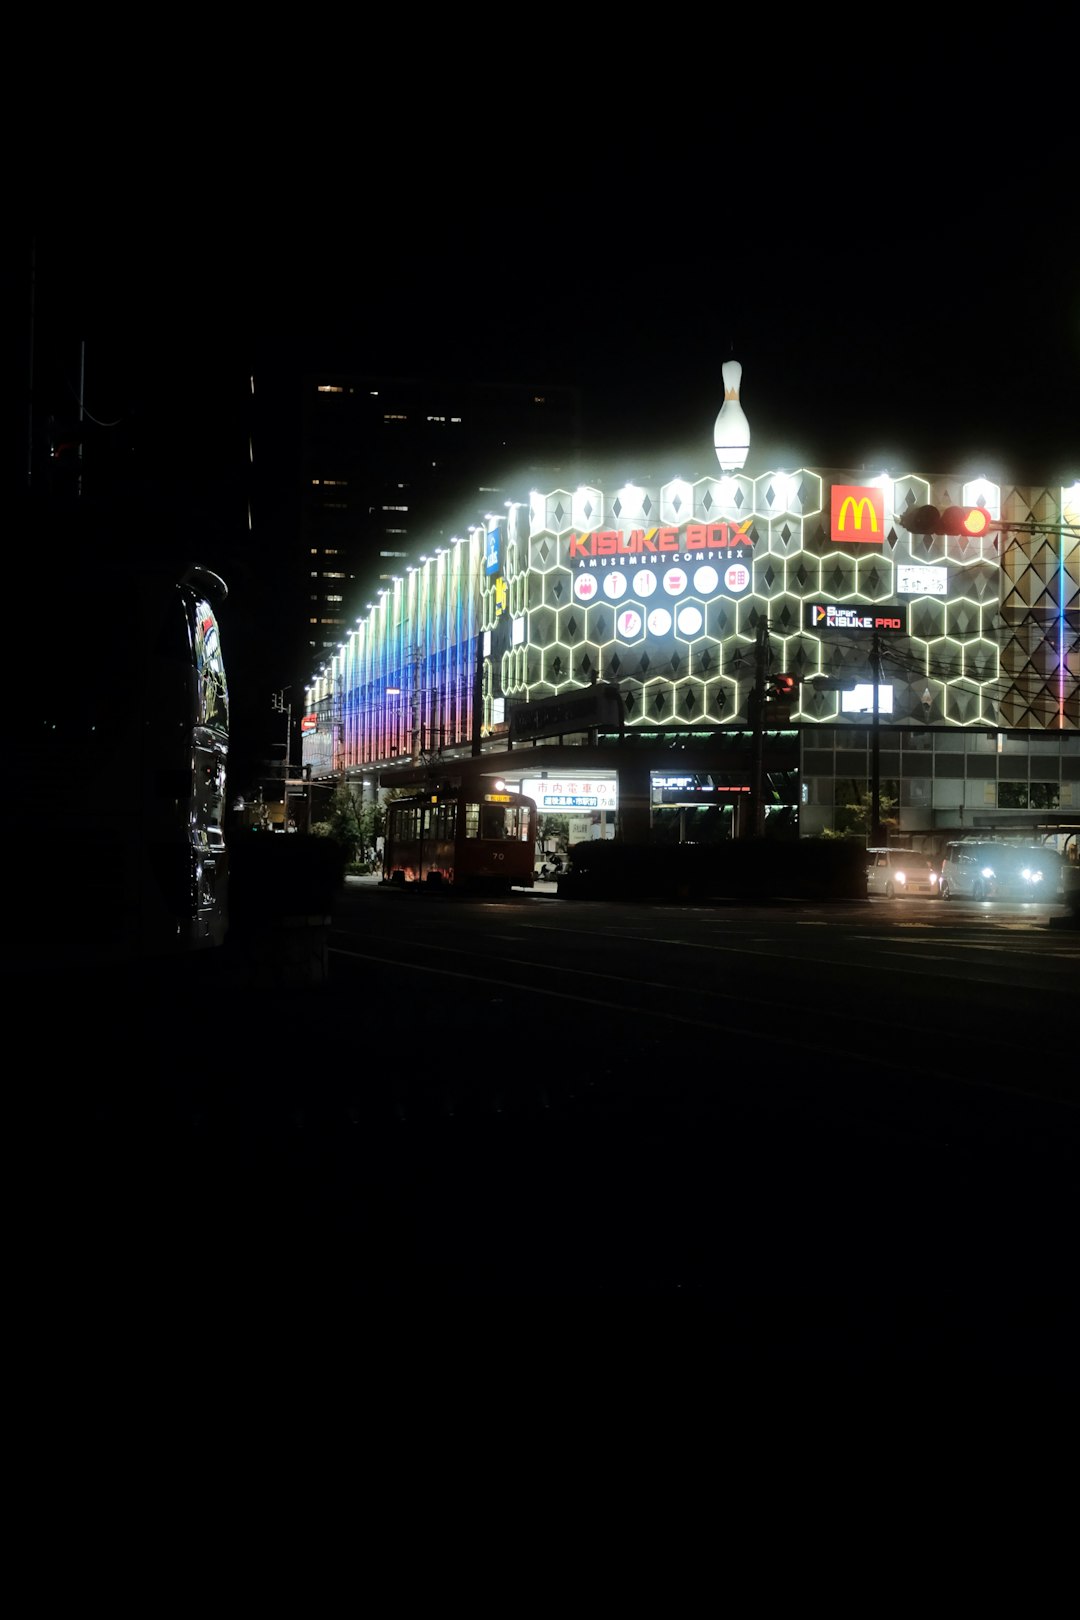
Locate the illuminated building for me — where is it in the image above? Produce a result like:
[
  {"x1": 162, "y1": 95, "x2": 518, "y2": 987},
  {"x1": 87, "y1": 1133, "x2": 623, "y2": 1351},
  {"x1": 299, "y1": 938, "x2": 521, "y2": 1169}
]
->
[{"x1": 302, "y1": 466, "x2": 1079, "y2": 848}]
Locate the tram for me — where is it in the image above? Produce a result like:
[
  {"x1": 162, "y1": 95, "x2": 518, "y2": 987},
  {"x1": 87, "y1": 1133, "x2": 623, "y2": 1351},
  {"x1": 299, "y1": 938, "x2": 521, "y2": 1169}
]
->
[{"x1": 382, "y1": 787, "x2": 536, "y2": 892}]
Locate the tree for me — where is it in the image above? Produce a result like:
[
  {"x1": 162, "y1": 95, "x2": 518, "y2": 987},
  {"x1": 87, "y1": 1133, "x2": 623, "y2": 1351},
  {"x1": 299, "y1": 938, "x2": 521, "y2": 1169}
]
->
[
  {"x1": 831, "y1": 779, "x2": 899, "y2": 840},
  {"x1": 357, "y1": 797, "x2": 384, "y2": 857},
  {"x1": 537, "y1": 812, "x2": 570, "y2": 852},
  {"x1": 311, "y1": 779, "x2": 364, "y2": 862}
]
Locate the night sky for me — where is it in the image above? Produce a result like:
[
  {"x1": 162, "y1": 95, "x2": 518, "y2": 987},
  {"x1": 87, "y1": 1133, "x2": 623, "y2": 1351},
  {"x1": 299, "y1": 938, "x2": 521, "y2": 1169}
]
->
[
  {"x1": 16, "y1": 30, "x2": 1077, "y2": 485},
  {"x1": 17, "y1": 113, "x2": 1078, "y2": 784},
  {"x1": 23, "y1": 171, "x2": 1078, "y2": 492}
]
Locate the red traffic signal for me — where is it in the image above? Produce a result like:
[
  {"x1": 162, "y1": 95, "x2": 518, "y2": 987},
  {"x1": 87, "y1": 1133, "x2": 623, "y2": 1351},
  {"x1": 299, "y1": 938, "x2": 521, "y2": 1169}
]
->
[
  {"x1": 941, "y1": 505, "x2": 994, "y2": 537},
  {"x1": 766, "y1": 673, "x2": 797, "y2": 703},
  {"x1": 898, "y1": 503, "x2": 995, "y2": 537}
]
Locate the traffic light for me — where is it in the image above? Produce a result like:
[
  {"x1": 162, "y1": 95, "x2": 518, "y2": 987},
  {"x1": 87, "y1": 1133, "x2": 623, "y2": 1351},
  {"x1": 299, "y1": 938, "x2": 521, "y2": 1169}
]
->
[
  {"x1": 765, "y1": 673, "x2": 797, "y2": 704},
  {"x1": 898, "y1": 504, "x2": 995, "y2": 538},
  {"x1": 48, "y1": 415, "x2": 83, "y2": 460}
]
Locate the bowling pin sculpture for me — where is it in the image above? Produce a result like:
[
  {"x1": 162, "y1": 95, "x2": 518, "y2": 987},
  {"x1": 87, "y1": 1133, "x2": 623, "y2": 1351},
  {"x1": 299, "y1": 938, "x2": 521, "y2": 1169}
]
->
[{"x1": 714, "y1": 359, "x2": 750, "y2": 473}]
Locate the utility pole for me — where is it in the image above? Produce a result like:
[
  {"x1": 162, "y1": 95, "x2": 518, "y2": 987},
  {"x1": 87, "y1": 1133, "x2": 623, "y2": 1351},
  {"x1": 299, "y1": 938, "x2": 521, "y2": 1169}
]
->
[
  {"x1": 749, "y1": 617, "x2": 770, "y2": 839},
  {"x1": 870, "y1": 633, "x2": 883, "y2": 845},
  {"x1": 409, "y1": 643, "x2": 422, "y2": 762},
  {"x1": 75, "y1": 340, "x2": 86, "y2": 499},
  {"x1": 272, "y1": 688, "x2": 292, "y2": 828},
  {"x1": 471, "y1": 632, "x2": 484, "y2": 757}
]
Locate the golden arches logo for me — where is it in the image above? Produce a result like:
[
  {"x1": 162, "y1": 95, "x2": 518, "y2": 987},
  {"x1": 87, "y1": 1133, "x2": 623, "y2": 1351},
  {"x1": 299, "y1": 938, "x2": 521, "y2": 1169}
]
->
[
  {"x1": 830, "y1": 485, "x2": 885, "y2": 544},
  {"x1": 837, "y1": 496, "x2": 878, "y2": 533}
]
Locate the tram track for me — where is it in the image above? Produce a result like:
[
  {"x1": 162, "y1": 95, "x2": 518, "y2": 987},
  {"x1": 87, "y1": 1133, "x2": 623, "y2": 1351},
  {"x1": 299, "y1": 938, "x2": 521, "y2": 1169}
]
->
[{"x1": 327, "y1": 927, "x2": 1078, "y2": 1115}]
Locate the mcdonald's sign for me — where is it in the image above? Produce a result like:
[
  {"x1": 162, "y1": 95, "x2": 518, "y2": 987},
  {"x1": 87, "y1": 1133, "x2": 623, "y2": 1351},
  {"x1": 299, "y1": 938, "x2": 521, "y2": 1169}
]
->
[{"x1": 831, "y1": 485, "x2": 884, "y2": 544}]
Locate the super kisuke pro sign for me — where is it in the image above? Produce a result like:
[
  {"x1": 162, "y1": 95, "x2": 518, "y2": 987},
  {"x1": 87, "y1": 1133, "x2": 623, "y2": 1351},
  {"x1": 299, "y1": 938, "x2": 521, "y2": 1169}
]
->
[
  {"x1": 806, "y1": 603, "x2": 908, "y2": 633},
  {"x1": 830, "y1": 486, "x2": 884, "y2": 544}
]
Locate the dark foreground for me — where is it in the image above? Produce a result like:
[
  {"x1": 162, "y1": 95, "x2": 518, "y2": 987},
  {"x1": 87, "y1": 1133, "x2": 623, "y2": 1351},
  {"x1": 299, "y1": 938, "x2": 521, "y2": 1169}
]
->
[{"x1": 24, "y1": 890, "x2": 1079, "y2": 1375}]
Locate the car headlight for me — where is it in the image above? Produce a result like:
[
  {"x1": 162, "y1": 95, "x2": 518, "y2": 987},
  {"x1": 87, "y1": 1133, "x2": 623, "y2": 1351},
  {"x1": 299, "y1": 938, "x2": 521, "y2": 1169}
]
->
[{"x1": 981, "y1": 866, "x2": 995, "y2": 878}]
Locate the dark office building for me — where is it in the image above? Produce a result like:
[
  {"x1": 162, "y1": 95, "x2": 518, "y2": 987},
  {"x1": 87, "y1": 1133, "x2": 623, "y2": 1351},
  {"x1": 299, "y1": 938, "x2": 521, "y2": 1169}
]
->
[{"x1": 295, "y1": 372, "x2": 583, "y2": 684}]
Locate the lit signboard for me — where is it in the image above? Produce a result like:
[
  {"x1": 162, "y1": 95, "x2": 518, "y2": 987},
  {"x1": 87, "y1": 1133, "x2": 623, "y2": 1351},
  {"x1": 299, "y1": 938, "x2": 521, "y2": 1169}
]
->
[
  {"x1": 660, "y1": 786, "x2": 749, "y2": 801},
  {"x1": 830, "y1": 485, "x2": 885, "y2": 544},
  {"x1": 805, "y1": 603, "x2": 908, "y2": 633},
  {"x1": 520, "y1": 776, "x2": 619, "y2": 812},
  {"x1": 841, "y1": 684, "x2": 894, "y2": 715},
  {"x1": 300, "y1": 714, "x2": 318, "y2": 734},
  {"x1": 567, "y1": 521, "x2": 754, "y2": 559},
  {"x1": 566, "y1": 522, "x2": 756, "y2": 627},
  {"x1": 485, "y1": 524, "x2": 501, "y2": 577},
  {"x1": 897, "y1": 565, "x2": 948, "y2": 596}
]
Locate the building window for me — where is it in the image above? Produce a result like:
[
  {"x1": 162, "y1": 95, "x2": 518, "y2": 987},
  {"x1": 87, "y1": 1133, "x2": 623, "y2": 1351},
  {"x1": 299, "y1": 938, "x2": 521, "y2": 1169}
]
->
[{"x1": 901, "y1": 778, "x2": 931, "y2": 807}]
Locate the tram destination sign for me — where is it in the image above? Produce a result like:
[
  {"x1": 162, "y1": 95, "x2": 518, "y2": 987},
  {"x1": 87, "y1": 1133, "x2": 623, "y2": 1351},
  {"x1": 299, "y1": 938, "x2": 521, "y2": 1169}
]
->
[{"x1": 805, "y1": 603, "x2": 908, "y2": 634}]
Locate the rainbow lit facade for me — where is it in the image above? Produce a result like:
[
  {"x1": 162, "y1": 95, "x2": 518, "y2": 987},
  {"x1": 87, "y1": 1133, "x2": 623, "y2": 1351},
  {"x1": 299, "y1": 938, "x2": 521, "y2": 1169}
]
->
[{"x1": 304, "y1": 472, "x2": 1078, "y2": 778}]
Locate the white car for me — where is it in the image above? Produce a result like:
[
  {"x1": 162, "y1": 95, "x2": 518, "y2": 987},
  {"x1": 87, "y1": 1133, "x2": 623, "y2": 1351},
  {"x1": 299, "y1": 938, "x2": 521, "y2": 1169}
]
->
[
  {"x1": 940, "y1": 841, "x2": 1065, "y2": 901},
  {"x1": 865, "y1": 848, "x2": 940, "y2": 898}
]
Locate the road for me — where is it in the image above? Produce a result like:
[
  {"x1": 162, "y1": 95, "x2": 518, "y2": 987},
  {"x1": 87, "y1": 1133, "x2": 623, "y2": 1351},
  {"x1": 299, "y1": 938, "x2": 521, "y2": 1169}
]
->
[{"x1": 35, "y1": 882, "x2": 1079, "y2": 1367}]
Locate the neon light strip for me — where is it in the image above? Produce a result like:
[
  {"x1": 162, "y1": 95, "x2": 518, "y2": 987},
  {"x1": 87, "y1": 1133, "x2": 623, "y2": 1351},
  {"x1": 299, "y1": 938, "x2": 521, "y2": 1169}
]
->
[{"x1": 1059, "y1": 530, "x2": 1066, "y2": 728}]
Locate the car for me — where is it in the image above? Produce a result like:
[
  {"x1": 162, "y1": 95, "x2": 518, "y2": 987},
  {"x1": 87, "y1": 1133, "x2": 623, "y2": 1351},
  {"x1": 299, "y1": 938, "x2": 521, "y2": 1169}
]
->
[
  {"x1": 865, "y1": 847, "x2": 940, "y2": 898},
  {"x1": 939, "y1": 840, "x2": 1064, "y2": 901}
]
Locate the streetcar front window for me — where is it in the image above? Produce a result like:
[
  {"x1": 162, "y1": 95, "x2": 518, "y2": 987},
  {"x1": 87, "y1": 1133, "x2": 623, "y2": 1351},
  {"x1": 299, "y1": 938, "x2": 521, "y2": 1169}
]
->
[{"x1": 480, "y1": 804, "x2": 508, "y2": 840}]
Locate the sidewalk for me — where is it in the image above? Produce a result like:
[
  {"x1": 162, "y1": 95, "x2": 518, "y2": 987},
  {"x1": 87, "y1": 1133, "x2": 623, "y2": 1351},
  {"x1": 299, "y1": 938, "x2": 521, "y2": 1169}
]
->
[{"x1": 345, "y1": 873, "x2": 560, "y2": 895}]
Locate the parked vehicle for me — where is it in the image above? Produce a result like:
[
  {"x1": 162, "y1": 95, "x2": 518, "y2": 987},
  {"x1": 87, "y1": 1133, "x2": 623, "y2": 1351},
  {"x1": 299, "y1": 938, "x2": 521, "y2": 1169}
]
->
[
  {"x1": 939, "y1": 840, "x2": 1063, "y2": 901},
  {"x1": 865, "y1": 848, "x2": 939, "y2": 898}
]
